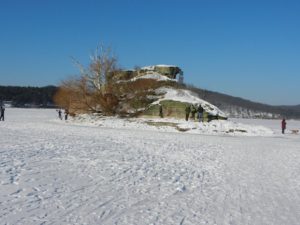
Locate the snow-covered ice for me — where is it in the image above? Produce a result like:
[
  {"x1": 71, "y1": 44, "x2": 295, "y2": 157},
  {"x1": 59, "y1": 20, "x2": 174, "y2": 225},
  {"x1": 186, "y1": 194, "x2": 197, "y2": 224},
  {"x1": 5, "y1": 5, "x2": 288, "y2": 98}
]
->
[{"x1": 1, "y1": 108, "x2": 300, "y2": 225}]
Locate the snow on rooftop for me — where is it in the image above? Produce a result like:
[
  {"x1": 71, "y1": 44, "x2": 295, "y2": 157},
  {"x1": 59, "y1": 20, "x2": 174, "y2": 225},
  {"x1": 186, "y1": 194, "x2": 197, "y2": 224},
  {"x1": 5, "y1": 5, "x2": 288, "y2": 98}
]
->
[
  {"x1": 129, "y1": 73, "x2": 177, "y2": 82},
  {"x1": 141, "y1": 65, "x2": 178, "y2": 70},
  {"x1": 155, "y1": 64, "x2": 178, "y2": 68}
]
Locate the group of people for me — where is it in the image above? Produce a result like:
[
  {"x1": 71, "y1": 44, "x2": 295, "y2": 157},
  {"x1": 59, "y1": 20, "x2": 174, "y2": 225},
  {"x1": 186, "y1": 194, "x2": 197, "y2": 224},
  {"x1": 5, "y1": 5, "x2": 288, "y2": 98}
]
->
[
  {"x1": 159, "y1": 103, "x2": 289, "y2": 134},
  {"x1": 57, "y1": 108, "x2": 69, "y2": 120},
  {"x1": 0, "y1": 106, "x2": 5, "y2": 121},
  {"x1": 185, "y1": 104, "x2": 204, "y2": 122}
]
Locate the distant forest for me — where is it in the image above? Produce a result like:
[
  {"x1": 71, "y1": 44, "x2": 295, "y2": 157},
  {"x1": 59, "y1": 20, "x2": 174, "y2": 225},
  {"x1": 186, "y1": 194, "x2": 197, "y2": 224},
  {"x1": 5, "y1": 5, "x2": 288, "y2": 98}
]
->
[{"x1": 0, "y1": 86, "x2": 57, "y2": 107}]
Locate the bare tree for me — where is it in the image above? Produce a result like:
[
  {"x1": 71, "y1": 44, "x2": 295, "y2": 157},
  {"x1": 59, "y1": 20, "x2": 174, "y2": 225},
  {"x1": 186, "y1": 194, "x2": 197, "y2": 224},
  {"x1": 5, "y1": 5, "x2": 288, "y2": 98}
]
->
[
  {"x1": 54, "y1": 76, "x2": 97, "y2": 114},
  {"x1": 72, "y1": 45, "x2": 118, "y2": 95},
  {"x1": 54, "y1": 45, "x2": 120, "y2": 115}
]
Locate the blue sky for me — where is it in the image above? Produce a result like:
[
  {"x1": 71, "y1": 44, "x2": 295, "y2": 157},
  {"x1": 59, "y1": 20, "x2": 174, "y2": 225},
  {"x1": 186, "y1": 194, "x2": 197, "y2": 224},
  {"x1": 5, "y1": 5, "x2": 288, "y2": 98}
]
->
[{"x1": 0, "y1": 0, "x2": 299, "y2": 105}]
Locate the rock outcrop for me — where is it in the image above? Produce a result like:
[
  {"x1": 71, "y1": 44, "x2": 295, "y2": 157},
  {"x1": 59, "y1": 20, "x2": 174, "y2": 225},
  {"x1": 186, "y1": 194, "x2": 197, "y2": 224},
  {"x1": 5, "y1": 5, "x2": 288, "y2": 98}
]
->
[{"x1": 114, "y1": 65, "x2": 183, "y2": 81}]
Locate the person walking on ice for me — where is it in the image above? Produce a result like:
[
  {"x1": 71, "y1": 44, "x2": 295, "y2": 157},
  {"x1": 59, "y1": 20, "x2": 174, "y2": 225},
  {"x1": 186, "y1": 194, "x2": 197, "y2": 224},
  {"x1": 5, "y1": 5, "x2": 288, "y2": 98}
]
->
[
  {"x1": 56, "y1": 109, "x2": 62, "y2": 120},
  {"x1": 0, "y1": 106, "x2": 5, "y2": 121},
  {"x1": 281, "y1": 118, "x2": 287, "y2": 134},
  {"x1": 64, "y1": 109, "x2": 69, "y2": 120}
]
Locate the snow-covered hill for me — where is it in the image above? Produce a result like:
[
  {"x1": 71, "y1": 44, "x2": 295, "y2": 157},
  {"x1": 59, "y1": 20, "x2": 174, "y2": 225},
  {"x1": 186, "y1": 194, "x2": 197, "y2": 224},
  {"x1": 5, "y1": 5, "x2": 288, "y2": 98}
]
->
[{"x1": 117, "y1": 66, "x2": 228, "y2": 119}]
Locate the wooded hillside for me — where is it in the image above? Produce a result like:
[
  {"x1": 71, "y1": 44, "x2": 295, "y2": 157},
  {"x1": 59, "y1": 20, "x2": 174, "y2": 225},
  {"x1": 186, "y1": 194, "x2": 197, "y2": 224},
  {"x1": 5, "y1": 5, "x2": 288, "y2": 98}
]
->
[
  {"x1": 184, "y1": 84, "x2": 300, "y2": 119},
  {"x1": 0, "y1": 86, "x2": 57, "y2": 107}
]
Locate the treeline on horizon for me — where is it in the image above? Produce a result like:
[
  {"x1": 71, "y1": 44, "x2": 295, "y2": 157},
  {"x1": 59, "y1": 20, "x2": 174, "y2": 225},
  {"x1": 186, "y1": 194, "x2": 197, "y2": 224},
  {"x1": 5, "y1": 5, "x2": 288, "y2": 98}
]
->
[
  {"x1": 0, "y1": 84, "x2": 299, "y2": 118},
  {"x1": 0, "y1": 85, "x2": 58, "y2": 107},
  {"x1": 185, "y1": 84, "x2": 300, "y2": 119}
]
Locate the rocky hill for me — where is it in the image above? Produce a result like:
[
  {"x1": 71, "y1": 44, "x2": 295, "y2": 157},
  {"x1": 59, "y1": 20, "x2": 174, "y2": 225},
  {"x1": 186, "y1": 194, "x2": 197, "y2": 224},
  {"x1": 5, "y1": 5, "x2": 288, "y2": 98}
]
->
[
  {"x1": 116, "y1": 65, "x2": 227, "y2": 121},
  {"x1": 119, "y1": 65, "x2": 300, "y2": 119}
]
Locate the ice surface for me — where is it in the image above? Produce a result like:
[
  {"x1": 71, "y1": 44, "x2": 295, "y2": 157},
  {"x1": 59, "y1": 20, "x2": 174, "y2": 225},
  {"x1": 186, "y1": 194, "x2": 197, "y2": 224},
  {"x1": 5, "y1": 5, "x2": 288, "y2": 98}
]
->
[{"x1": 0, "y1": 108, "x2": 300, "y2": 225}]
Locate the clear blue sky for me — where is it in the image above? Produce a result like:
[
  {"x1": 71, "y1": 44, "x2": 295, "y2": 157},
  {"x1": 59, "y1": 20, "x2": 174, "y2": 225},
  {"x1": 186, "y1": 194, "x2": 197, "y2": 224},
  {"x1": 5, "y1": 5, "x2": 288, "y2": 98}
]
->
[{"x1": 0, "y1": 0, "x2": 299, "y2": 105}]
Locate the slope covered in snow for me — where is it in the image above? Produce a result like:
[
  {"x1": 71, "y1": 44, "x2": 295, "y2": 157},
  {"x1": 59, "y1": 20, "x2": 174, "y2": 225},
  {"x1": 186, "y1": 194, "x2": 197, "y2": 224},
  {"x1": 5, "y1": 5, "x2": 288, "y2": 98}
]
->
[
  {"x1": 154, "y1": 87, "x2": 227, "y2": 118},
  {"x1": 1, "y1": 108, "x2": 300, "y2": 225}
]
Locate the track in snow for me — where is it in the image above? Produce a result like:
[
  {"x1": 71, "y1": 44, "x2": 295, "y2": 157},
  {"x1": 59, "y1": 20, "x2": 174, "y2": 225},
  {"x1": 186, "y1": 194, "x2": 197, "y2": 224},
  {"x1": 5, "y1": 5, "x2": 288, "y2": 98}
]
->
[{"x1": 0, "y1": 109, "x2": 299, "y2": 225}]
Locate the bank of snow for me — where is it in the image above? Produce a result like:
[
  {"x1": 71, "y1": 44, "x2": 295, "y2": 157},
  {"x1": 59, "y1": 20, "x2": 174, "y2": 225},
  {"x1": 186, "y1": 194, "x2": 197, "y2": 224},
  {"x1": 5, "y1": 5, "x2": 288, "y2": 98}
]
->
[{"x1": 70, "y1": 114, "x2": 274, "y2": 136}]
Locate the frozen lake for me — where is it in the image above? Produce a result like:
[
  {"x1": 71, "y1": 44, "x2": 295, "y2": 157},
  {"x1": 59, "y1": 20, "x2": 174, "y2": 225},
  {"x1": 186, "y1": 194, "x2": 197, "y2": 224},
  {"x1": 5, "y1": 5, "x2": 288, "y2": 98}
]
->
[{"x1": 0, "y1": 108, "x2": 300, "y2": 225}]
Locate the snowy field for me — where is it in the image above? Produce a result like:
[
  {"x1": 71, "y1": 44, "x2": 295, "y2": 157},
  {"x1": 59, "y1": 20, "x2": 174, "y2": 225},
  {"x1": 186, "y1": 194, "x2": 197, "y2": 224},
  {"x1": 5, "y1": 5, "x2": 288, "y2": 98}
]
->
[{"x1": 0, "y1": 108, "x2": 300, "y2": 225}]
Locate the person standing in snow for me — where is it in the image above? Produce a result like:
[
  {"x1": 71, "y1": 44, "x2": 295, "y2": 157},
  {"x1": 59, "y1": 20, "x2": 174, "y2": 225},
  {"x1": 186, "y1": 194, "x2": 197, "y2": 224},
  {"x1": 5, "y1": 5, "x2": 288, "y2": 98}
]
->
[
  {"x1": 57, "y1": 109, "x2": 62, "y2": 120},
  {"x1": 0, "y1": 106, "x2": 5, "y2": 121},
  {"x1": 197, "y1": 105, "x2": 204, "y2": 122},
  {"x1": 281, "y1": 119, "x2": 287, "y2": 134},
  {"x1": 185, "y1": 105, "x2": 191, "y2": 121},
  {"x1": 159, "y1": 104, "x2": 163, "y2": 118},
  {"x1": 191, "y1": 105, "x2": 197, "y2": 120},
  {"x1": 64, "y1": 109, "x2": 69, "y2": 120}
]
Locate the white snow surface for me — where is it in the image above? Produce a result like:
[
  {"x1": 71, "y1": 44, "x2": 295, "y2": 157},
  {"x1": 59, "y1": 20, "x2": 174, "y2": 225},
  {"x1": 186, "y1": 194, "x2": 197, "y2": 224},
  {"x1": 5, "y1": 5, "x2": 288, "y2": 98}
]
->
[
  {"x1": 72, "y1": 113, "x2": 273, "y2": 136},
  {"x1": 1, "y1": 108, "x2": 300, "y2": 225}
]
